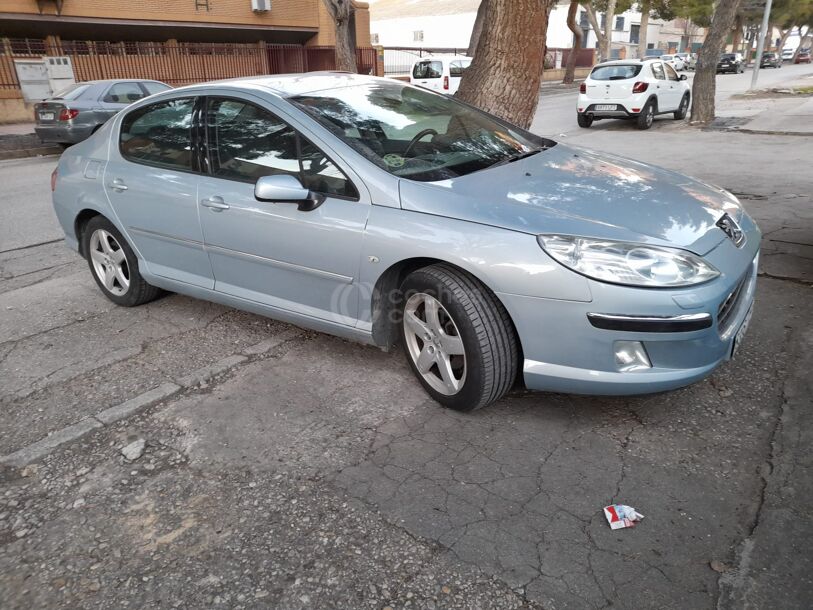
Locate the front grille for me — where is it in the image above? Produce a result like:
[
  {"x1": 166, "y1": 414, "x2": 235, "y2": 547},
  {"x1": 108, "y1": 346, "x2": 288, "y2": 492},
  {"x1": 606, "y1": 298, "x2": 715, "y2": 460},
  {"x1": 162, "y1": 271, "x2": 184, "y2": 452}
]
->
[{"x1": 717, "y1": 272, "x2": 749, "y2": 333}]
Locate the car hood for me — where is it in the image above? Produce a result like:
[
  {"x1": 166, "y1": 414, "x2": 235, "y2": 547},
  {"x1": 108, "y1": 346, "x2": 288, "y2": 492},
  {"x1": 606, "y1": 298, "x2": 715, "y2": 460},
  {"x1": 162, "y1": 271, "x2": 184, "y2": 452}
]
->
[{"x1": 398, "y1": 144, "x2": 737, "y2": 254}]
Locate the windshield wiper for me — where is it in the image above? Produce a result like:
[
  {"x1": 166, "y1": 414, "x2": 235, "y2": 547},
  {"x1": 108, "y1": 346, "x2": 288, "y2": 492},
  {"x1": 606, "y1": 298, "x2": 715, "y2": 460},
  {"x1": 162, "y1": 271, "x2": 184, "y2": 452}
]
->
[{"x1": 490, "y1": 149, "x2": 541, "y2": 168}]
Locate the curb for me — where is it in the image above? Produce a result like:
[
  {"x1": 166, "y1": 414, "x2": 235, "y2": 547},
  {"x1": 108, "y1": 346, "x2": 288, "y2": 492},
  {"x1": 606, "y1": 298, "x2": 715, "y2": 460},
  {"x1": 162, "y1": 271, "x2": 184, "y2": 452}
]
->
[{"x1": 0, "y1": 329, "x2": 304, "y2": 468}]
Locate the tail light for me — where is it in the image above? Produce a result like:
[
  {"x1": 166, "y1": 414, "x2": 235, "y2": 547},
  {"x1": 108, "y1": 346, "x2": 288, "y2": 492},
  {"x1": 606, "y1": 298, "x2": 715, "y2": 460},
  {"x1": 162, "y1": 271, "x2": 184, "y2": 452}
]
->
[
  {"x1": 632, "y1": 81, "x2": 649, "y2": 94},
  {"x1": 579, "y1": 83, "x2": 587, "y2": 94},
  {"x1": 51, "y1": 167, "x2": 58, "y2": 192},
  {"x1": 58, "y1": 108, "x2": 79, "y2": 121},
  {"x1": 443, "y1": 75, "x2": 449, "y2": 90}
]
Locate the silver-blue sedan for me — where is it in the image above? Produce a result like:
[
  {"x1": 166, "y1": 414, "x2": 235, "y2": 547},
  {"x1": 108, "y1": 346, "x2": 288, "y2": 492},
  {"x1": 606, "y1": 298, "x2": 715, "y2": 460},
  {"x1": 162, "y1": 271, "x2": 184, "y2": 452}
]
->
[{"x1": 51, "y1": 73, "x2": 759, "y2": 411}]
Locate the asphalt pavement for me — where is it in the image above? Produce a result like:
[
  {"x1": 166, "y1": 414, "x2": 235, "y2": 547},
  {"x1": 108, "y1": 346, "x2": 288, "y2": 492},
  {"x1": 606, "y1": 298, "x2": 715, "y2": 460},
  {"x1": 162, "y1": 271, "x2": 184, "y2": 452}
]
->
[{"x1": 1, "y1": 67, "x2": 812, "y2": 609}]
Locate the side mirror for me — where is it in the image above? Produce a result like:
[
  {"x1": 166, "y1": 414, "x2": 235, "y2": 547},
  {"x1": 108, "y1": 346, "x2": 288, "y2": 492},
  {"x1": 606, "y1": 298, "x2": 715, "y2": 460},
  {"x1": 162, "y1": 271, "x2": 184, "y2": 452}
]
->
[
  {"x1": 254, "y1": 174, "x2": 324, "y2": 212},
  {"x1": 679, "y1": 74, "x2": 688, "y2": 80}
]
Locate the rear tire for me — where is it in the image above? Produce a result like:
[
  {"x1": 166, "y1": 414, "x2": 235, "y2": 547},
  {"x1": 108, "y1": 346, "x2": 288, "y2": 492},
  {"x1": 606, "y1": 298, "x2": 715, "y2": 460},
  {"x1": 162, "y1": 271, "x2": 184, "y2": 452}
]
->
[
  {"x1": 577, "y1": 113, "x2": 593, "y2": 128},
  {"x1": 399, "y1": 264, "x2": 518, "y2": 412},
  {"x1": 82, "y1": 216, "x2": 162, "y2": 307},
  {"x1": 674, "y1": 94, "x2": 690, "y2": 120},
  {"x1": 636, "y1": 100, "x2": 655, "y2": 130}
]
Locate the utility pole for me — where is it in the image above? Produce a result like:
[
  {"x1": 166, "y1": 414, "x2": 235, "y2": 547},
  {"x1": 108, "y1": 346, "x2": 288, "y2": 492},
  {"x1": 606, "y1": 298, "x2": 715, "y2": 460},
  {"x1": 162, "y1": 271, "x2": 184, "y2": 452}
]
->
[{"x1": 750, "y1": 0, "x2": 773, "y2": 90}]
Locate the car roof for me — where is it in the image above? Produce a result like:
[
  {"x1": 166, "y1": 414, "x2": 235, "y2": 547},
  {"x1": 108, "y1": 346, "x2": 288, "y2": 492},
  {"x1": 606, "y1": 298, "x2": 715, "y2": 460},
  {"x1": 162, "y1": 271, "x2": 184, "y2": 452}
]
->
[{"x1": 168, "y1": 72, "x2": 398, "y2": 98}]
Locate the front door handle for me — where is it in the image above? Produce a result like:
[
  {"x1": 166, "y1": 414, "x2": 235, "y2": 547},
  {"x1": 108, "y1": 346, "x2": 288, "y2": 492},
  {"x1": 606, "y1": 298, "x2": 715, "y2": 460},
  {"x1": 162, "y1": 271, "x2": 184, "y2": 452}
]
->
[
  {"x1": 108, "y1": 178, "x2": 128, "y2": 192},
  {"x1": 201, "y1": 195, "x2": 230, "y2": 212}
]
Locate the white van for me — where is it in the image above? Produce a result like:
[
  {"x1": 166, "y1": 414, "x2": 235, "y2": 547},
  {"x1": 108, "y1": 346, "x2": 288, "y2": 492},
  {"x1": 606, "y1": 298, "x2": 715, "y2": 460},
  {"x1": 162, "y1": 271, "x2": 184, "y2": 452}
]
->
[{"x1": 410, "y1": 55, "x2": 472, "y2": 94}]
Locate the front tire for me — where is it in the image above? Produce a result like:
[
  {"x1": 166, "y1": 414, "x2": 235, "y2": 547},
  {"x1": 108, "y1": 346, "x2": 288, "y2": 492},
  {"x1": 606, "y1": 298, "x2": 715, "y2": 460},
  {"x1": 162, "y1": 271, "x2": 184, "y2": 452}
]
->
[
  {"x1": 637, "y1": 100, "x2": 655, "y2": 130},
  {"x1": 577, "y1": 113, "x2": 593, "y2": 128},
  {"x1": 82, "y1": 216, "x2": 161, "y2": 307},
  {"x1": 674, "y1": 93, "x2": 690, "y2": 120},
  {"x1": 399, "y1": 264, "x2": 518, "y2": 411}
]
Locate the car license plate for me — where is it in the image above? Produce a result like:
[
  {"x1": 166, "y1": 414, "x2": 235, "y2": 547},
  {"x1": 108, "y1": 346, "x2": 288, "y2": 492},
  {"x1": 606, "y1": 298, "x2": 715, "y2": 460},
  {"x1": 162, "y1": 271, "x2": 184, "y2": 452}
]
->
[
  {"x1": 39, "y1": 111, "x2": 55, "y2": 121},
  {"x1": 595, "y1": 104, "x2": 616, "y2": 111},
  {"x1": 731, "y1": 304, "x2": 753, "y2": 357}
]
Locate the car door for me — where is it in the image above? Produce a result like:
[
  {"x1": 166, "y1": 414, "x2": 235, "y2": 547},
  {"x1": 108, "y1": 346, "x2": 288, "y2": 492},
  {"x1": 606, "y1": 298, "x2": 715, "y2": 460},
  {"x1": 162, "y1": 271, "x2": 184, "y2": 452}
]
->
[
  {"x1": 650, "y1": 62, "x2": 672, "y2": 110},
  {"x1": 196, "y1": 95, "x2": 369, "y2": 326},
  {"x1": 104, "y1": 96, "x2": 214, "y2": 288},
  {"x1": 663, "y1": 64, "x2": 682, "y2": 109}
]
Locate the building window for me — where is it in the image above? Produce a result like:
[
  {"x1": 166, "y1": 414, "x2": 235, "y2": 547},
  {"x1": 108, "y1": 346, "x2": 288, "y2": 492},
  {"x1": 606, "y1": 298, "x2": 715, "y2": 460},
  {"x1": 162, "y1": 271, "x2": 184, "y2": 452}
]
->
[
  {"x1": 630, "y1": 24, "x2": 640, "y2": 44},
  {"x1": 615, "y1": 16, "x2": 625, "y2": 31},
  {"x1": 371, "y1": 33, "x2": 379, "y2": 44},
  {"x1": 413, "y1": 31, "x2": 424, "y2": 42},
  {"x1": 579, "y1": 11, "x2": 589, "y2": 28},
  {"x1": 600, "y1": 13, "x2": 606, "y2": 29},
  {"x1": 647, "y1": 43, "x2": 655, "y2": 50}
]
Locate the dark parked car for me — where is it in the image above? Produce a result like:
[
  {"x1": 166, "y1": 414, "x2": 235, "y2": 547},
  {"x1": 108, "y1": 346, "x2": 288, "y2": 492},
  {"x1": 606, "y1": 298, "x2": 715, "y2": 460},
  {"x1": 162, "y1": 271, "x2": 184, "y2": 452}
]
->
[
  {"x1": 34, "y1": 79, "x2": 171, "y2": 145},
  {"x1": 795, "y1": 49, "x2": 812, "y2": 64},
  {"x1": 716, "y1": 53, "x2": 744, "y2": 74},
  {"x1": 760, "y1": 52, "x2": 782, "y2": 68}
]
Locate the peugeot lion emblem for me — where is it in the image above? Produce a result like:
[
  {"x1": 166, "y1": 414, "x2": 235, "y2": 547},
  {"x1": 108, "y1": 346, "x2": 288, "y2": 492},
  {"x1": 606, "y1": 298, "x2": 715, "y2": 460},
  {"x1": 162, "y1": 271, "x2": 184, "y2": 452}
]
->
[{"x1": 716, "y1": 213, "x2": 745, "y2": 247}]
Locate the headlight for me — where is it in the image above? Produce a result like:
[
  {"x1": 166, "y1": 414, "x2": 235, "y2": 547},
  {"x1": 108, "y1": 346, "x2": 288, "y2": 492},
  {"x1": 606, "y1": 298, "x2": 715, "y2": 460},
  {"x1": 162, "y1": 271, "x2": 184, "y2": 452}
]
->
[{"x1": 537, "y1": 235, "x2": 720, "y2": 288}]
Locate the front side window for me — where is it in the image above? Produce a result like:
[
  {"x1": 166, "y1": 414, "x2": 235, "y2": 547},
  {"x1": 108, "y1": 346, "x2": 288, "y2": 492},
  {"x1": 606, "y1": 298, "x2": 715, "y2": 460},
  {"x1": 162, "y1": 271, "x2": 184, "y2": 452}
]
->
[
  {"x1": 651, "y1": 62, "x2": 666, "y2": 80},
  {"x1": 412, "y1": 61, "x2": 443, "y2": 79},
  {"x1": 104, "y1": 82, "x2": 146, "y2": 104},
  {"x1": 120, "y1": 97, "x2": 194, "y2": 170},
  {"x1": 292, "y1": 81, "x2": 553, "y2": 182},
  {"x1": 664, "y1": 64, "x2": 679, "y2": 81},
  {"x1": 206, "y1": 98, "x2": 357, "y2": 198}
]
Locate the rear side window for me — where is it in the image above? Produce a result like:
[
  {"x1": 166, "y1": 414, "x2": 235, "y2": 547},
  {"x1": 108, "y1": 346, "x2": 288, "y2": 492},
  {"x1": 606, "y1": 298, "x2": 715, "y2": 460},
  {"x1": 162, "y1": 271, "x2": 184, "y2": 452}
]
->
[
  {"x1": 590, "y1": 64, "x2": 643, "y2": 80},
  {"x1": 449, "y1": 60, "x2": 471, "y2": 77},
  {"x1": 142, "y1": 82, "x2": 171, "y2": 95},
  {"x1": 651, "y1": 62, "x2": 666, "y2": 80},
  {"x1": 120, "y1": 98, "x2": 194, "y2": 171},
  {"x1": 104, "y1": 82, "x2": 146, "y2": 104},
  {"x1": 413, "y1": 61, "x2": 443, "y2": 79}
]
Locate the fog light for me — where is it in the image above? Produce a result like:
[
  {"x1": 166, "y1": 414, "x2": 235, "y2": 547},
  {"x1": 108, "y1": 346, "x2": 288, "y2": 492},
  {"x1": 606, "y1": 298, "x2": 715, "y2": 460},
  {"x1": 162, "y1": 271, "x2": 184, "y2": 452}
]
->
[{"x1": 614, "y1": 341, "x2": 651, "y2": 371}]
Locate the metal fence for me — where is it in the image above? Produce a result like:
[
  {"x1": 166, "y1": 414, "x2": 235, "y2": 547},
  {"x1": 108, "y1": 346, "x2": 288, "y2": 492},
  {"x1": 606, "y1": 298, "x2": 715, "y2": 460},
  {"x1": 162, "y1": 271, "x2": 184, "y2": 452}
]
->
[
  {"x1": 382, "y1": 45, "x2": 595, "y2": 76},
  {"x1": 0, "y1": 38, "x2": 379, "y2": 92}
]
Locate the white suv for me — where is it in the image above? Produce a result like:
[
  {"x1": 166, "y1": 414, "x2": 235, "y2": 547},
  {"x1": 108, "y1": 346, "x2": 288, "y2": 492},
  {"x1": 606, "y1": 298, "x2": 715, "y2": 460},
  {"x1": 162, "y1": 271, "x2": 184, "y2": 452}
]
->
[{"x1": 577, "y1": 59, "x2": 691, "y2": 130}]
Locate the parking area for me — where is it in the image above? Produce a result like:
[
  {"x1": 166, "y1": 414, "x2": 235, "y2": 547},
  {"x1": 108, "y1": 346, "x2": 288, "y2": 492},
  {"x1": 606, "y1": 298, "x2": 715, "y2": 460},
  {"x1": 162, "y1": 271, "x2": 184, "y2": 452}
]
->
[{"x1": 1, "y1": 83, "x2": 812, "y2": 608}]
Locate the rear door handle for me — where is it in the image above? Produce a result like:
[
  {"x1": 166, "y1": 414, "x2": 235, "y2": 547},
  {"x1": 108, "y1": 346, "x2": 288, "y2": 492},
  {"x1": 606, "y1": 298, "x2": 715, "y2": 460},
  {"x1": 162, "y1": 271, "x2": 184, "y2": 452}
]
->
[
  {"x1": 201, "y1": 195, "x2": 230, "y2": 211},
  {"x1": 108, "y1": 178, "x2": 128, "y2": 192}
]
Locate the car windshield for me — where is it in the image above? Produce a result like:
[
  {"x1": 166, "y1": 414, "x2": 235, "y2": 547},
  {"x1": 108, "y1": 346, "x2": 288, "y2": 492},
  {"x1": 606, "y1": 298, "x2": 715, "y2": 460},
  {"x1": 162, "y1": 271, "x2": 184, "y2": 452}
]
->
[
  {"x1": 589, "y1": 64, "x2": 643, "y2": 80},
  {"x1": 51, "y1": 83, "x2": 90, "y2": 100},
  {"x1": 291, "y1": 81, "x2": 554, "y2": 182}
]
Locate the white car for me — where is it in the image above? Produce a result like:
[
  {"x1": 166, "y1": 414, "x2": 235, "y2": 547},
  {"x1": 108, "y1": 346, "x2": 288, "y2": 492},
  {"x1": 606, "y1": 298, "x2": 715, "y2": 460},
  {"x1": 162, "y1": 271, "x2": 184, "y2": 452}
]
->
[
  {"x1": 781, "y1": 48, "x2": 795, "y2": 61},
  {"x1": 410, "y1": 55, "x2": 472, "y2": 94},
  {"x1": 660, "y1": 54, "x2": 686, "y2": 71},
  {"x1": 577, "y1": 59, "x2": 691, "y2": 130}
]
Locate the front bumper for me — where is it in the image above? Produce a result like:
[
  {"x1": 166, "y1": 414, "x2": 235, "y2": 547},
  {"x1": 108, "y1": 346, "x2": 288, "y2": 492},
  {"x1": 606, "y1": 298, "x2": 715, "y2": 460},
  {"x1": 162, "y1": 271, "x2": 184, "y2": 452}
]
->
[
  {"x1": 498, "y1": 222, "x2": 760, "y2": 395},
  {"x1": 34, "y1": 123, "x2": 94, "y2": 144}
]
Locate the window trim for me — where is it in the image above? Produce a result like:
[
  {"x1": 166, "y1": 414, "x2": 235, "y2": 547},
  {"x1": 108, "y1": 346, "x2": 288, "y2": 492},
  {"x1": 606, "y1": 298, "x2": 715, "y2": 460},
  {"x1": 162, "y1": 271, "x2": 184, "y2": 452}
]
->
[
  {"x1": 118, "y1": 95, "x2": 199, "y2": 175},
  {"x1": 202, "y1": 95, "x2": 360, "y2": 202}
]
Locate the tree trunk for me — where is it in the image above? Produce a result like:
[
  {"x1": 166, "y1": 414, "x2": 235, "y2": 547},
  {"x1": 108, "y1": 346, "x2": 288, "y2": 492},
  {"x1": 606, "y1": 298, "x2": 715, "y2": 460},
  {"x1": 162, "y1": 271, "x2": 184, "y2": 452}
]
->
[
  {"x1": 585, "y1": 4, "x2": 606, "y2": 61},
  {"x1": 467, "y1": 0, "x2": 488, "y2": 57},
  {"x1": 637, "y1": 0, "x2": 651, "y2": 59},
  {"x1": 563, "y1": 0, "x2": 583, "y2": 83},
  {"x1": 691, "y1": 0, "x2": 744, "y2": 124},
  {"x1": 603, "y1": 0, "x2": 617, "y2": 61},
  {"x1": 456, "y1": 0, "x2": 551, "y2": 129},
  {"x1": 322, "y1": 0, "x2": 358, "y2": 72},
  {"x1": 731, "y1": 13, "x2": 743, "y2": 54}
]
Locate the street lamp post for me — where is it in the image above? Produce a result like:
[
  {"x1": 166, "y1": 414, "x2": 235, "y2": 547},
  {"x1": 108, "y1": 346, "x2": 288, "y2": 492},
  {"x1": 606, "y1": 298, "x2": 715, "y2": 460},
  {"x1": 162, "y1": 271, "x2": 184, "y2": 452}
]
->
[{"x1": 750, "y1": 0, "x2": 774, "y2": 90}]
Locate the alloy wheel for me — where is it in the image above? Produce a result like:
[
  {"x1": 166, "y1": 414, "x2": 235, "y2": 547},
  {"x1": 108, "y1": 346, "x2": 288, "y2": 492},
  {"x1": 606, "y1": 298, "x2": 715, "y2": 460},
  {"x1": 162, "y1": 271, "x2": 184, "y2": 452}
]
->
[
  {"x1": 645, "y1": 105, "x2": 654, "y2": 127},
  {"x1": 403, "y1": 292, "x2": 466, "y2": 395},
  {"x1": 89, "y1": 229, "x2": 130, "y2": 296}
]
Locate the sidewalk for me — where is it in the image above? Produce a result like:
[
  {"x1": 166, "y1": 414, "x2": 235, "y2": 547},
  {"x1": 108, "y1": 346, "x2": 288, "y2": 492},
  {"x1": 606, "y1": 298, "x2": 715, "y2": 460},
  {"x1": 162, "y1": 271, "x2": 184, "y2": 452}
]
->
[{"x1": 0, "y1": 122, "x2": 61, "y2": 160}]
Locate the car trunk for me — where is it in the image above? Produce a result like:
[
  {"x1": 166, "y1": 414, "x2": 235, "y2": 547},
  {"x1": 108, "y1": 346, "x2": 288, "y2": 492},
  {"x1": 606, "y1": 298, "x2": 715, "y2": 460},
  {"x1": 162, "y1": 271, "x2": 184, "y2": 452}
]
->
[{"x1": 34, "y1": 101, "x2": 67, "y2": 125}]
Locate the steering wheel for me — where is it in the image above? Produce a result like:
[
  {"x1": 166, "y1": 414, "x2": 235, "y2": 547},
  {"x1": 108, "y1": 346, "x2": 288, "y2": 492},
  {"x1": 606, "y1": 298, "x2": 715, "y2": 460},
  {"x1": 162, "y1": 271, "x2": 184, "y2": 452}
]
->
[{"x1": 403, "y1": 128, "x2": 438, "y2": 158}]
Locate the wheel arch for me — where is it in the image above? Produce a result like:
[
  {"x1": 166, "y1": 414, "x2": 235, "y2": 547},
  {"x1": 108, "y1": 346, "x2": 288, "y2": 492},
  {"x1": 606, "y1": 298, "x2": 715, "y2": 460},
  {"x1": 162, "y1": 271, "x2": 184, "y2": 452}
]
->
[
  {"x1": 74, "y1": 208, "x2": 107, "y2": 258},
  {"x1": 369, "y1": 256, "x2": 521, "y2": 358}
]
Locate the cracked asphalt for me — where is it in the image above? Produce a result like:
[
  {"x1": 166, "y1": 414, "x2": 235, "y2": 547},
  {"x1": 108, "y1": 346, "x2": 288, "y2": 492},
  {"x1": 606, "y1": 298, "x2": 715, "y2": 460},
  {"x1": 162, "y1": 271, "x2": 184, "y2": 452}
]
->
[{"x1": 1, "y1": 95, "x2": 812, "y2": 608}]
